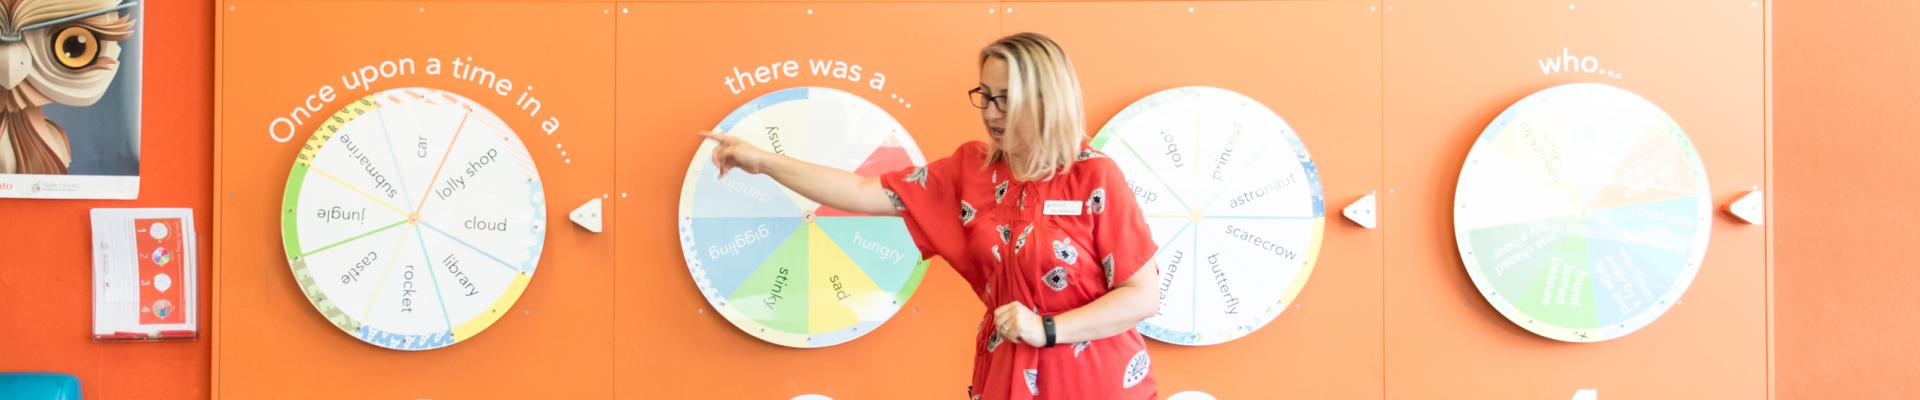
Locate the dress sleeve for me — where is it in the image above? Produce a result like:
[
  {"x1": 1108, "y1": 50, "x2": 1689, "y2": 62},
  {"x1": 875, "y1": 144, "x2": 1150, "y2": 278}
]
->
[
  {"x1": 1086, "y1": 158, "x2": 1159, "y2": 289},
  {"x1": 879, "y1": 142, "x2": 982, "y2": 262}
]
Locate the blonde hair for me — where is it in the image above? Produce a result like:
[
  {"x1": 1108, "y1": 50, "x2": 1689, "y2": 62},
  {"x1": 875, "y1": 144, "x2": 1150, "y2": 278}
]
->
[{"x1": 981, "y1": 32, "x2": 1086, "y2": 180}]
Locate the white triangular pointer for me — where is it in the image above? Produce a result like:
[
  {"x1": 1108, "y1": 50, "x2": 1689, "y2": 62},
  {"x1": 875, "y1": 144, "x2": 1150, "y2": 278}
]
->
[
  {"x1": 571, "y1": 198, "x2": 604, "y2": 233},
  {"x1": 1343, "y1": 191, "x2": 1378, "y2": 229},
  {"x1": 1727, "y1": 188, "x2": 1763, "y2": 225}
]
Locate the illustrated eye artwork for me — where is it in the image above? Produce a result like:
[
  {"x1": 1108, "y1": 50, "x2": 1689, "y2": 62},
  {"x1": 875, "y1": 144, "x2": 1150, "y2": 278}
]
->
[
  {"x1": 53, "y1": 26, "x2": 100, "y2": 70},
  {"x1": 1, "y1": 1, "x2": 143, "y2": 184}
]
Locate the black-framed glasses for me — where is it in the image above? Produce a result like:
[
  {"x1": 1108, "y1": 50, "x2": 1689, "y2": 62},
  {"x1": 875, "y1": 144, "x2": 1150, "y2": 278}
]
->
[{"x1": 968, "y1": 87, "x2": 1008, "y2": 113}]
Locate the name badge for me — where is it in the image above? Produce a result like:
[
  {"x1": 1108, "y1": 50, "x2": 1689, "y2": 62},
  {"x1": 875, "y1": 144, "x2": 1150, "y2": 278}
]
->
[{"x1": 1043, "y1": 200, "x2": 1083, "y2": 216}]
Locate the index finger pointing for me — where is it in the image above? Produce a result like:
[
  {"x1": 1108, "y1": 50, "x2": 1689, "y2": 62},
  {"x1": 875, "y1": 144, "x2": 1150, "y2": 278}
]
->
[{"x1": 696, "y1": 130, "x2": 731, "y2": 143}]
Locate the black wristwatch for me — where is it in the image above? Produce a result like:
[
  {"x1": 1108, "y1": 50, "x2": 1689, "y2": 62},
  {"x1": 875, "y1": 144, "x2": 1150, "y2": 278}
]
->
[{"x1": 1042, "y1": 315, "x2": 1057, "y2": 348}]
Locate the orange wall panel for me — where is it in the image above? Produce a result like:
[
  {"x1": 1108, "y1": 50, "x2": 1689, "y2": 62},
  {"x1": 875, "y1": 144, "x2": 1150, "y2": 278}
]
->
[
  {"x1": 213, "y1": 2, "x2": 617, "y2": 398},
  {"x1": 1382, "y1": 0, "x2": 1768, "y2": 398},
  {"x1": 0, "y1": 0, "x2": 1770, "y2": 398},
  {"x1": 0, "y1": 1, "x2": 213, "y2": 399},
  {"x1": 1001, "y1": 2, "x2": 1385, "y2": 397},
  {"x1": 1775, "y1": 0, "x2": 1920, "y2": 398},
  {"x1": 613, "y1": 3, "x2": 997, "y2": 398}
]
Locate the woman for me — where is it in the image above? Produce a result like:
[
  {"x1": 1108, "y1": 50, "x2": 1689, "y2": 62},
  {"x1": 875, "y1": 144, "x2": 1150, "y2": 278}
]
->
[{"x1": 699, "y1": 32, "x2": 1160, "y2": 400}]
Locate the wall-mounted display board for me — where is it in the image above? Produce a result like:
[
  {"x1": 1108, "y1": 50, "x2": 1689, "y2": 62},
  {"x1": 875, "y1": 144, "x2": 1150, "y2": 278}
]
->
[
  {"x1": 208, "y1": 1, "x2": 1772, "y2": 399},
  {"x1": 1383, "y1": 0, "x2": 1766, "y2": 398},
  {"x1": 216, "y1": 2, "x2": 614, "y2": 398}
]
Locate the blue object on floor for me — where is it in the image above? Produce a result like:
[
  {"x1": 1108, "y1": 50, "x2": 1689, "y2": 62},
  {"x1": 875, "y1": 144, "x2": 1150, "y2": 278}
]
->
[{"x1": 0, "y1": 372, "x2": 80, "y2": 400}]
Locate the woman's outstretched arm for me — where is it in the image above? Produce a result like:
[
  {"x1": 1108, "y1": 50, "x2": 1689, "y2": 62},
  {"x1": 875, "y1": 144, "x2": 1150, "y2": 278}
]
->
[{"x1": 699, "y1": 131, "x2": 898, "y2": 216}]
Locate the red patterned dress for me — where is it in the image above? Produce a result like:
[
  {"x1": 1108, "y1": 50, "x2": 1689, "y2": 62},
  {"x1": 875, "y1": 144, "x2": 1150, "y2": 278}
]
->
[{"x1": 882, "y1": 141, "x2": 1158, "y2": 400}]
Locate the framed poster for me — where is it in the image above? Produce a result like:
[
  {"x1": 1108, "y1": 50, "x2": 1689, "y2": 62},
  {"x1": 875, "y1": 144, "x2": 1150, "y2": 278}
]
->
[{"x1": 0, "y1": 0, "x2": 142, "y2": 199}]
